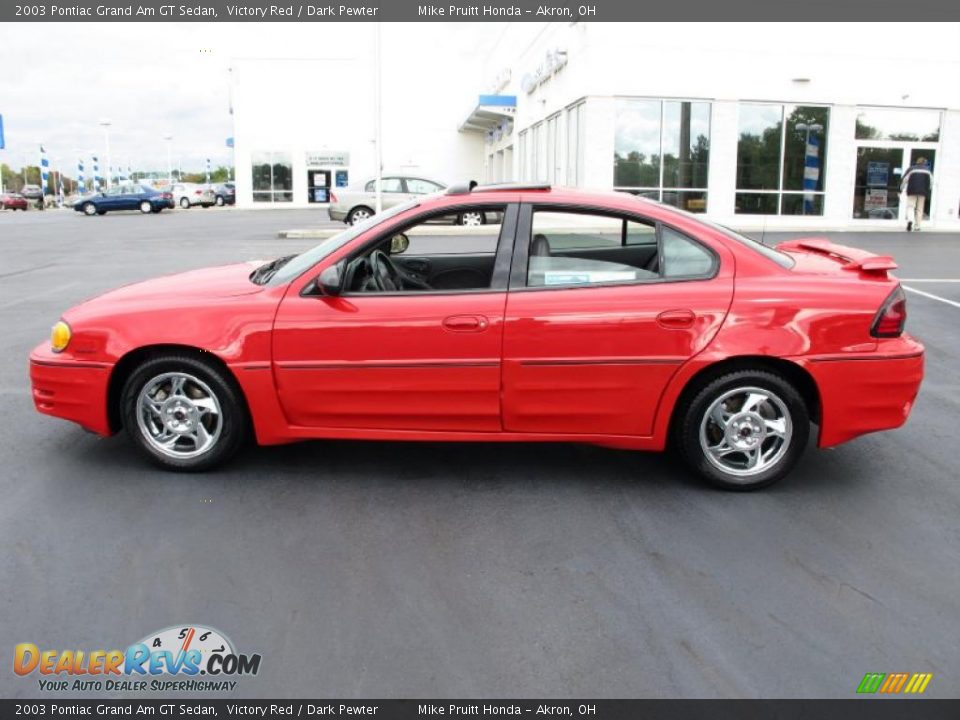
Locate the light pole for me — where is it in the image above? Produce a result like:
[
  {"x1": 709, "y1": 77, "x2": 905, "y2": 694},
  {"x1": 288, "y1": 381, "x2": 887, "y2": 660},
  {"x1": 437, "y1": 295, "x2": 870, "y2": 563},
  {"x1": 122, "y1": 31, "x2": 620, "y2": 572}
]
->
[
  {"x1": 99, "y1": 119, "x2": 112, "y2": 189},
  {"x1": 373, "y1": 22, "x2": 383, "y2": 214},
  {"x1": 163, "y1": 134, "x2": 173, "y2": 185},
  {"x1": 795, "y1": 122, "x2": 823, "y2": 215}
]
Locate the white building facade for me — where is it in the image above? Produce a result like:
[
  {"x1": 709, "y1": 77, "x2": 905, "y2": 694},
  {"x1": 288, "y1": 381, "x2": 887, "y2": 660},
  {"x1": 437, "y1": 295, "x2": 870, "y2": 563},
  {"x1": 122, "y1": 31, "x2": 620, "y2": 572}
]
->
[{"x1": 233, "y1": 22, "x2": 960, "y2": 231}]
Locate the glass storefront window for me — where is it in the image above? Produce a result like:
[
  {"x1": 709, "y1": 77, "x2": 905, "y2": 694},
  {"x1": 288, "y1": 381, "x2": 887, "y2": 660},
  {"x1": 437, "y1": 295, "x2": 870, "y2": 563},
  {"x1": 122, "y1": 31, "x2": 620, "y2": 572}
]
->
[
  {"x1": 855, "y1": 108, "x2": 940, "y2": 142},
  {"x1": 614, "y1": 98, "x2": 711, "y2": 213},
  {"x1": 736, "y1": 104, "x2": 829, "y2": 215},
  {"x1": 566, "y1": 102, "x2": 584, "y2": 187},
  {"x1": 251, "y1": 151, "x2": 293, "y2": 203}
]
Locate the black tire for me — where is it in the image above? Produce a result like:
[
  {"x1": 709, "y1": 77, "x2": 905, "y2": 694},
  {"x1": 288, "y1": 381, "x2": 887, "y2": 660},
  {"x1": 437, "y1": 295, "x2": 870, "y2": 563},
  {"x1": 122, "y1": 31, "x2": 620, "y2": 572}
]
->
[
  {"x1": 676, "y1": 369, "x2": 809, "y2": 491},
  {"x1": 347, "y1": 206, "x2": 374, "y2": 225},
  {"x1": 120, "y1": 354, "x2": 248, "y2": 472},
  {"x1": 180, "y1": 197, "x2": 190, "y2": 209},
  {"x1": 83, "y1": 202, "x2": 97, "y2": 216},
  {"x1": 215, "y1": 196, "x2": 225, "y2": 207},
  {"x1": 139, "y1": 201, "x2": 152, "y2": 214}
]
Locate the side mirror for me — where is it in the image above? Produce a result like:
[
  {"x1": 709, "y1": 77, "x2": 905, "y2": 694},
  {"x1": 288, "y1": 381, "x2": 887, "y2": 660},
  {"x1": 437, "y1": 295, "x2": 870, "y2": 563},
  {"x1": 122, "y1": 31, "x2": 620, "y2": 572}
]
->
[
  {"x1": 390, "y1": 233, "x2": 410, "y2": 254},
  {"x1": 317, "y1": 261, "x2": 344, "y2": 296}
]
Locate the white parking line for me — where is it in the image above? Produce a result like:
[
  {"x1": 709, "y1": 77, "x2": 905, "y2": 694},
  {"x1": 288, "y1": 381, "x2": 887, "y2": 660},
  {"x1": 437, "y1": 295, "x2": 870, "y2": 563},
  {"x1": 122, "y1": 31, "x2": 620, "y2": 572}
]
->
[{"x1": 903, "y1": 285, "x2": 960, "y2": 309}]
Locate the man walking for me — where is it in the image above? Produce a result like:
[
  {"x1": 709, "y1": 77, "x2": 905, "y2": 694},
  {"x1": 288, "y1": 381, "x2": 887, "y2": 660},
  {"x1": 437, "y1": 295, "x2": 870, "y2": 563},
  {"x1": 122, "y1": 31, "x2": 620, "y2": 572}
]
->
[{"x1": 900, "y1": 157, "x2": 932, "y2": 231}]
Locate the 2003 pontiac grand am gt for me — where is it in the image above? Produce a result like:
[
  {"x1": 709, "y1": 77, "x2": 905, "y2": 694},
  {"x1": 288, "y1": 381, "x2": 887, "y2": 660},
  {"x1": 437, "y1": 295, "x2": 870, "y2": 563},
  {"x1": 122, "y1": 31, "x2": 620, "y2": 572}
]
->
[{"x1": 29, "y1": 184, "x2": 923, "y2": 490}]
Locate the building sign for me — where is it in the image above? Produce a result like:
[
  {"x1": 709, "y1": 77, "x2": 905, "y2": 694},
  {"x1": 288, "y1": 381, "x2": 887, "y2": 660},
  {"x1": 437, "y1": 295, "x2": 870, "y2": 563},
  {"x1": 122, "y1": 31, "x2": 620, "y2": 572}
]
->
[
  {"x1": 866, "y1": 161, "x2": 889, "y2": 187},
  {"x1": 864, "y1": 188, "x2": 889, "y2": 212},
  {"x1": 306, "y1": 151, "x2": 349, "y2": 167},
  {"x1": 521, "y1": 49, "x2": 568, "y2": 94}
]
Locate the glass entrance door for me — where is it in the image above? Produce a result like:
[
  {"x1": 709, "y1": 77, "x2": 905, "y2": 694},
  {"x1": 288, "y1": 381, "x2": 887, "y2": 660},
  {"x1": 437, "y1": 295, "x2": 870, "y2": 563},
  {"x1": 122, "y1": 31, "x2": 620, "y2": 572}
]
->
[{"x1": 853, "y1": 147, "x2": 903, "y2": 220}]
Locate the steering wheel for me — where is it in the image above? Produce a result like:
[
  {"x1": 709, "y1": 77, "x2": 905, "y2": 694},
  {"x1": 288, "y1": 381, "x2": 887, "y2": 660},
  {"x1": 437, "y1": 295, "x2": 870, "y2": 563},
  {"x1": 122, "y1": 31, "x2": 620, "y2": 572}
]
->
[{"x1": 369, "y1": 250, "x2": 404, "y2": 291}]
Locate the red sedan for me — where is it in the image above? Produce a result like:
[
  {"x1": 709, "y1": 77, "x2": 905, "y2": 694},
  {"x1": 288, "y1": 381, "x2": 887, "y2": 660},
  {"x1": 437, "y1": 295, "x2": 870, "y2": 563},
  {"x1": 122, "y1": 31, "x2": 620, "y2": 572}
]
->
[
  {"x1": 29, "y1": 185, "x2": 923, "y2": 489},
  {"x1": 1, "y1": 192, "x2": 29, "y2": 211}
]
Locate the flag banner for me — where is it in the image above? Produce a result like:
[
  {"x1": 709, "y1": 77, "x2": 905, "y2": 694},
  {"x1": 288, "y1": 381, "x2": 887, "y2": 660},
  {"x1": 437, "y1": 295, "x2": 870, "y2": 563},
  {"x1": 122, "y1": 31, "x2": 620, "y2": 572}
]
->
[
  {"x1": 77, "y1": 158, "x2": 85, "y2": 194},
  {"x1": 40, "y1": 145, "x2": 50, "y2": 194}
]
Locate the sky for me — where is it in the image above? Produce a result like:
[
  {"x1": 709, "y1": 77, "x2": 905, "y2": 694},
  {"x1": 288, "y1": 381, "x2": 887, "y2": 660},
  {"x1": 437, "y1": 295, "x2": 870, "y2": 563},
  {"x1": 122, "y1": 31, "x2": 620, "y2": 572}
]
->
[{"x1": 0, "y1": 23, "x2": 496, "y2": 176}]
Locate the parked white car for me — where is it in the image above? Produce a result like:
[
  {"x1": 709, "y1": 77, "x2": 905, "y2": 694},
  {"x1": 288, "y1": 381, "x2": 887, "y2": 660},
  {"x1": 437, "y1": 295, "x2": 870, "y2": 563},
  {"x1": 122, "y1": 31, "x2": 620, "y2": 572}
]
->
[{"x1": 168, "y1": 183, "x2": 216, "y2": 209}]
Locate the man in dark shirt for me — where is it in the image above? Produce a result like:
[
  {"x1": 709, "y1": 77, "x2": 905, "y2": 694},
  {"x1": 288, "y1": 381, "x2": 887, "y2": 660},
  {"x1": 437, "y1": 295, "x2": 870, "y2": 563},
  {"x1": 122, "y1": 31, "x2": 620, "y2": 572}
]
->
[{"x1": 900, "y1": 157, "x2": 932, "y2": 231}]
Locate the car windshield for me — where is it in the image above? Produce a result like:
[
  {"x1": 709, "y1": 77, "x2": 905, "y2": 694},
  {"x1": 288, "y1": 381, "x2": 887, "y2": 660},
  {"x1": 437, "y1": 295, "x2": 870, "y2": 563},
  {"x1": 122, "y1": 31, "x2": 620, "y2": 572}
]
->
[{"x1": 262, "y1": 198, "x2": 420, "y2": 286}]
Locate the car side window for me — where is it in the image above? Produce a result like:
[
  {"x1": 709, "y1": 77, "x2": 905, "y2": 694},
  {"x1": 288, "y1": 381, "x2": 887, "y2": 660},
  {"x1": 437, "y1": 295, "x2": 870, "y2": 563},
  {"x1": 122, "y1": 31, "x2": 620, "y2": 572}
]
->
[
  {"x1": 661, "y1": 226, "x2": 715, "y2": 278},
  {"x1": 344, "y1": 206, "x2": 505, "y2": 294},
  {"x1": 405, "y1": 178, "x2": 443, "y2": 195},
  {"x1": 526, "y1": 210, "x2": 659, "y2": 288},
  {"x1": 525, "y1": 209, "x2": 714, "y2": 288}
]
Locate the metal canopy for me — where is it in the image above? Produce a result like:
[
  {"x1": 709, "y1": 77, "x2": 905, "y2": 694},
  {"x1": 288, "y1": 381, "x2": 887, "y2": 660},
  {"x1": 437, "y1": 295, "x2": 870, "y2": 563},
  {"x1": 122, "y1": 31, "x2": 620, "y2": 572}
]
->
[{"x1": 459, "y1": 95, "x2": 517, "y2": 133}]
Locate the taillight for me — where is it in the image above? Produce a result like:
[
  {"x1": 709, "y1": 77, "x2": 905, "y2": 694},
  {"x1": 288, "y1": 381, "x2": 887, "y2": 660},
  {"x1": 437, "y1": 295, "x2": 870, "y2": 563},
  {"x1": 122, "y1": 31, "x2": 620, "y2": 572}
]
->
[
  {"x1": 161, "y1": 193, "x2": 172, "y2": 199},
  {"x1": 871, "y1": 286, "x2": 907, "y2": 338},
  {"x1": 330, "y1": 191, "x2": 338, "y2": 203},
  {"x1": 195, "y1": 190, "x2": 202, "y2": 195}
]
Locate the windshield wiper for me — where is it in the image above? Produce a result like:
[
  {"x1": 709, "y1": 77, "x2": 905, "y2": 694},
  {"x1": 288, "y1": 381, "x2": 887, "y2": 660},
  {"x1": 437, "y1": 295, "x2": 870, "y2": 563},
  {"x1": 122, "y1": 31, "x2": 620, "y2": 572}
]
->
[{"x1": 250, "y1": 254, "x2": 298, "y2": 285}]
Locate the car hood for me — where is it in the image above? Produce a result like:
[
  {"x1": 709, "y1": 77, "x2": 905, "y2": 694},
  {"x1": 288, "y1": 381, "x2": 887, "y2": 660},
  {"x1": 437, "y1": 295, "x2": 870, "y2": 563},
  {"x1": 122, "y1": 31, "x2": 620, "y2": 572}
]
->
[{"x1": 67, "y1": 262, "x2": 266, "y2": 317}]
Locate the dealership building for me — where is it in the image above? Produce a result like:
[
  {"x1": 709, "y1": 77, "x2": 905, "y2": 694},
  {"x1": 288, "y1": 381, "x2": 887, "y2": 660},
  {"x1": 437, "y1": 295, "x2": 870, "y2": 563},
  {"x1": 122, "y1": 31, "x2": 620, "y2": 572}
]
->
[{"x1": 231, "y1": 22, "x2": 960, "y2": 231}]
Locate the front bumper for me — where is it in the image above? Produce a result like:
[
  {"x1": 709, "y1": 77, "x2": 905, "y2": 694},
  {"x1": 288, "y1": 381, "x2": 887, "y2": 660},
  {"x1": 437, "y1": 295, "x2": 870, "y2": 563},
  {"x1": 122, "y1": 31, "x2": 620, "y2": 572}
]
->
[
  {"x1": 807, "y1": 335, "x2": 924, "y2": 447},
  {"x1": 29, "y1": 344, "x2": 113, "y2": 436}
]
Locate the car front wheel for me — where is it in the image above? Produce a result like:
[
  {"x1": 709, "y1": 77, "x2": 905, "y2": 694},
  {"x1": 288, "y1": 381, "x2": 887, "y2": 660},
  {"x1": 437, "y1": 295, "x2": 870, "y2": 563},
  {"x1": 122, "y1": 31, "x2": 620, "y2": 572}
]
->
[
  {"x1": 677, "y1": 370, "x2": 809, "y2": 491},
  {"x1": 121, "y1": 355, "x2": 247, "y2": 471},
  {"x1": 179, "y1": 197, "x2": 190, "y2": 209},
  {"x1": 83, "y1": 202, "x2": 97, "y2": 216},
  {"x1": 139, "y1": 201, "x2": 152, "y2": 214}
]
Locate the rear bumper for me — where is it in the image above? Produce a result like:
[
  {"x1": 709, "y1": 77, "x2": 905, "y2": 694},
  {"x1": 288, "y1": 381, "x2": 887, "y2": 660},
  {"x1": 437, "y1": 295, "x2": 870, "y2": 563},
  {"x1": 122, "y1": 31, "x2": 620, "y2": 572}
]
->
[
  {"x1": 327, "y1": 207, "x2": 347, "y2": 222},
  {"x1": 806, "y1": 335, "x2": 924, "y2": 447},
  {"x1": 29, "y1": 344, "x2": 113, "y2": 436}
]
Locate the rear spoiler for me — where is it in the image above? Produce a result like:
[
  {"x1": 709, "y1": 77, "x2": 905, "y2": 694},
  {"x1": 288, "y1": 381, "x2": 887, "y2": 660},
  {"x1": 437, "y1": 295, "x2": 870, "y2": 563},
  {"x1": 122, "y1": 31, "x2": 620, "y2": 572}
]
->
[{"x1": 776, "y1": 237, "x2": 898, "y2": 276}]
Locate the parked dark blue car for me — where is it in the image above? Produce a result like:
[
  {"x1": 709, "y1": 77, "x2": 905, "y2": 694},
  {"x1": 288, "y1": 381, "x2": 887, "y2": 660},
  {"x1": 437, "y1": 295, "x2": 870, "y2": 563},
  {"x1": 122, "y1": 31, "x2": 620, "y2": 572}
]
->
[{"x1": 73, "y1": 183, "x2": 174, "y2": 216}]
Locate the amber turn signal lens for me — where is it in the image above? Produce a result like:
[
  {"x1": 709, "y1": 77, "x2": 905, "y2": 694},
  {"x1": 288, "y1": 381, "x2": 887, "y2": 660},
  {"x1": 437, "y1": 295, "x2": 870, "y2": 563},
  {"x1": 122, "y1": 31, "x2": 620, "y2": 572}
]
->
[{"x1": 51, "y1": 321, "x2": 71, "y2": 353}]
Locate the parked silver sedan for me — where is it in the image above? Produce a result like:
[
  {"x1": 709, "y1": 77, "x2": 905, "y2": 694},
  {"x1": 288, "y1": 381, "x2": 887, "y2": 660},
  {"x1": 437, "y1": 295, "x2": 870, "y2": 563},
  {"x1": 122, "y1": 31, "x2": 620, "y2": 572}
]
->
[
  {"x1": 328, "y1": 176, "x2": 494, "y2": 226},
  {"x1": 168, "y1": 182, "x2": 216, "y2": 209}
]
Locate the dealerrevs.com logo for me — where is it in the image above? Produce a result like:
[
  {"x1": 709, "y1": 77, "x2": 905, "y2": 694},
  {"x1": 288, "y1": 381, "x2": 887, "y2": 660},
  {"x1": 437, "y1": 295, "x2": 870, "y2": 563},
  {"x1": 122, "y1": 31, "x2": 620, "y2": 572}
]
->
[{"x1": 14, "y1": 625, "x2": 261, "y2": 693}]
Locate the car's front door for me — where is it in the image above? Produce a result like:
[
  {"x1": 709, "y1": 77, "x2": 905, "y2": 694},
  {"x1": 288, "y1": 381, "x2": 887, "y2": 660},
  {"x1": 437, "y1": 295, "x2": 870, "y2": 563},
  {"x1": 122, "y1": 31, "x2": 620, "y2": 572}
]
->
[
  {"x1": 271, "y1": 203, "x2": 517, "y2": 432},
  {"x1": 501, "y1": 205, "x2": 734, "y2": 437}
]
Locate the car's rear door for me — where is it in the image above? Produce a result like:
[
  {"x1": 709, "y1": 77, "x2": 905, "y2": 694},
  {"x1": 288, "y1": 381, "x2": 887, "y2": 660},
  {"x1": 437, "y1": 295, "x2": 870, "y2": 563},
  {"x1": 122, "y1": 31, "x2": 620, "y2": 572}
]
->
[
  {"x1": 501, "y1": 203, "x2": 734, "y2": 437},
  {"x1": 271, "y1": 203, "x2": 519, "y2": 432}
]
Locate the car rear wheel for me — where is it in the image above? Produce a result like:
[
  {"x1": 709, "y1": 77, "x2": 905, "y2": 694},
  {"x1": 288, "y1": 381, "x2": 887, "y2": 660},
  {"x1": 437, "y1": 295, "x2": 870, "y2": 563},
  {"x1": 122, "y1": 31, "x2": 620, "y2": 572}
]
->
[
  {"x1": 139, "y1": 201, "x2": 152, "y2": 214},
  {"x1": 83, "y1": 202, "x2": 97, "y2": 216},
  {"x1": 347, "y1": 206, "x2": 373, "y2": 225},
  {"x1": 121, "y1": 355, "x2": 247, "y2": 471},
  {"x1": 677, "y1": 370, "x2": 809, "y2": 491},
  {"x1": 179, "y1": 197, "x2": 190, "y2": 209},
  {"x1": 215, "y1": 196, "x2": 225, "y2": 206},
  {"x1": 458, "y1": 210, "x2": 486, "y2": 226}
]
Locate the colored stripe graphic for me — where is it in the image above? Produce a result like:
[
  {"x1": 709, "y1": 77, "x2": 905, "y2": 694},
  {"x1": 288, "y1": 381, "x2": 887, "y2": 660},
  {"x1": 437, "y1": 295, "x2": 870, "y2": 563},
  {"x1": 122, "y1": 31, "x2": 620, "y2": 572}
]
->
[{"x1": 857, "y1": 672, "x2": 932, "y2": 694}]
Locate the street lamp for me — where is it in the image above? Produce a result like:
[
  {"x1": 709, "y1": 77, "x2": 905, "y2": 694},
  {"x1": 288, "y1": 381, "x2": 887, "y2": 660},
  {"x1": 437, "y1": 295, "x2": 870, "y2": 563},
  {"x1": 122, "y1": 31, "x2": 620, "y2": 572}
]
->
[
  {"x1": 99, "y1": 119, "x2": 112, "y2": 189},
  {"x1": 163, "y1": 134, "x2": 173, "y2": 185}
]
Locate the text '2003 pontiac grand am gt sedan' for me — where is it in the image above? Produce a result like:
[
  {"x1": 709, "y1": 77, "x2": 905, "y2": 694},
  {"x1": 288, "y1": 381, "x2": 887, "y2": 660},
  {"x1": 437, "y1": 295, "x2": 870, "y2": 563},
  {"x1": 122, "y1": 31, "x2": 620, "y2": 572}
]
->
[{"x1": 29, "y1": 184, "x2": 923, "y2": 490}]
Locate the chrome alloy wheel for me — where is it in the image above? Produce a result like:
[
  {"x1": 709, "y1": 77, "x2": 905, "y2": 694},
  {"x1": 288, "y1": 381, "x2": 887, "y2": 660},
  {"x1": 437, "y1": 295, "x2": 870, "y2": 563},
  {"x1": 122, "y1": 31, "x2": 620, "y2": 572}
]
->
[
  {"x1": 349, "y1": 208, "x2": 372, "y2": 224},
  {"x1": 136, "y1": 372, "x2": 222, "y2": 459},
  {"x1": 699, "y1": 386, "x2": 792, "y2": 479},
  {"x1": 460, "y1": 211, "x2": 483, "y2": 226}
]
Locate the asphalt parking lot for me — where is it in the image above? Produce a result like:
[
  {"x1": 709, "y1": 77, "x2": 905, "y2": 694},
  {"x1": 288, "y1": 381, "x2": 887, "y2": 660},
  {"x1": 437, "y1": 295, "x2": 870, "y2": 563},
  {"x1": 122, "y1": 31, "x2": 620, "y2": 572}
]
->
[{"x1": 1, "y1": 206, "x2": 959, "y2": 699}]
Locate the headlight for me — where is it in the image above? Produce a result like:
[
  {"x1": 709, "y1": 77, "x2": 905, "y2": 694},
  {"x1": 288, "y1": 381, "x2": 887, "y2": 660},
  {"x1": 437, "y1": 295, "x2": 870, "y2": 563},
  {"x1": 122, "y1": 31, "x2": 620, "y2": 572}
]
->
[{"x1": 51, "y1": 321, "x2": 72, "y2": 353}]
